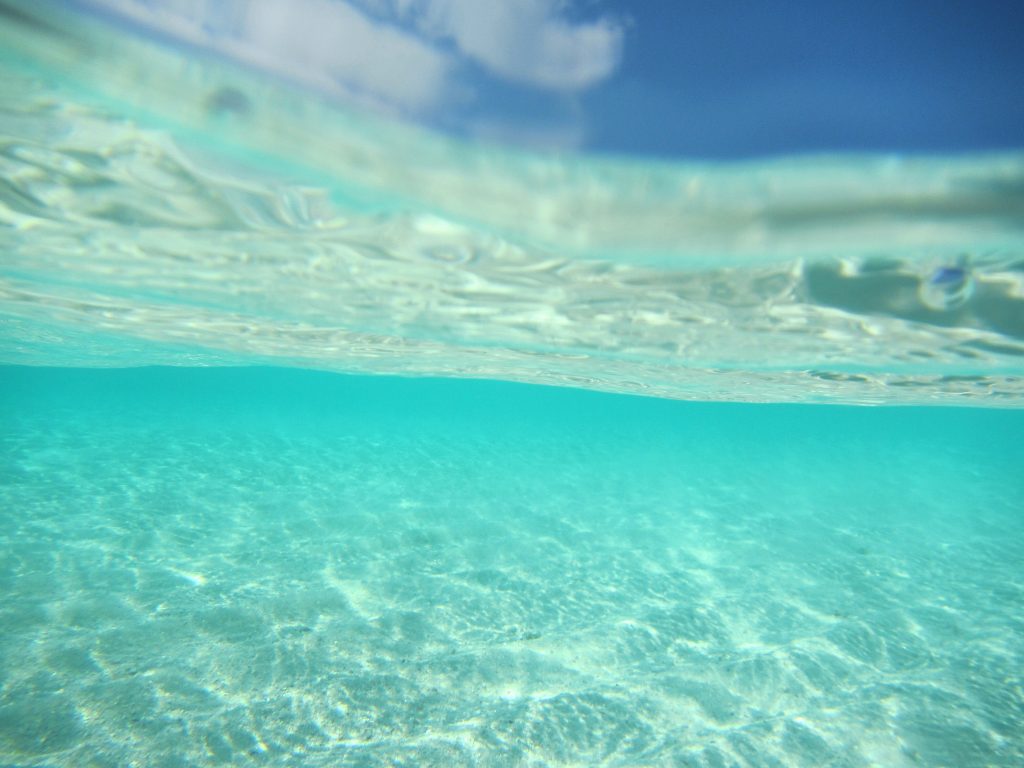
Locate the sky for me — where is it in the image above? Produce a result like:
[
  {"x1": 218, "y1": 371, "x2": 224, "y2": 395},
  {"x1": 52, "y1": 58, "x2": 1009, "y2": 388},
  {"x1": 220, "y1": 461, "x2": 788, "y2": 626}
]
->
[
  {"x1": 587, "y1": 0, "x2": 1024, "y2": 158},
  {"x1": 78, "y1": 0, "x2": 1024, "y2": 159}
]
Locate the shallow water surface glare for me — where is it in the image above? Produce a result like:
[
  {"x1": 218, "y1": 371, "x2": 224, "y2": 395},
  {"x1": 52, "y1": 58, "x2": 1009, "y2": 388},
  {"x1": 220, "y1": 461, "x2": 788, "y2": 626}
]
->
[
  {"x1": 0, "y1": 2, "x2": 1023, "y2": 404},
  {"x1": 1, "y1": 2, "x2": 1024, "y2": 768}
]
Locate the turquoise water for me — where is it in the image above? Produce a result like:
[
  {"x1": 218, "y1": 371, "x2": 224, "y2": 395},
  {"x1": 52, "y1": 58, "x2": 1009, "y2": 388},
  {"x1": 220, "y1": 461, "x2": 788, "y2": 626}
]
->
[
  {"x1": 2, "y1": 367, "x2": 1022, "y2": 767},
  {"x1": 2, "y1": 2, "x2": 1024, "y2": 766}
]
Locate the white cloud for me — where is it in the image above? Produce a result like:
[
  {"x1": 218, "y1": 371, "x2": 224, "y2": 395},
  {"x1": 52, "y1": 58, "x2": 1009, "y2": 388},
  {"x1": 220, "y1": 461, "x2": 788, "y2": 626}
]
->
[
  {"x1": 85, "y1": 0, "x2": 455, "y2": 113},
  {"x1": 235, "y1": 0, "x2": 454, "y2": 112},
  {"x1": 377, "y1": 0, "x2": 625, "y2": 90},
  {"x1": 84, "y1": 0, "x2": 624, "y2": 127}
]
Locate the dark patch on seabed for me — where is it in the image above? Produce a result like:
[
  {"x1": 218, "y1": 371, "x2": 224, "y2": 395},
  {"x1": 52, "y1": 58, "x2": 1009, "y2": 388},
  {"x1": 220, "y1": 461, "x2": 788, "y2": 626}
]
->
[{"x1": 0, "y1": 366, "x2": 1022, "y2": 766}]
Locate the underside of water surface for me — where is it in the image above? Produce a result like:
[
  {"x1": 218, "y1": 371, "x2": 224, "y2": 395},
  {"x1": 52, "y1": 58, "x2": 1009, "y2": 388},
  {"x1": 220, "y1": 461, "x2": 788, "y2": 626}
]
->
[
  {"x1": 1, "y1": 1, "x2": 1023, "y2": 405},
  {"x1": 1, "y1": 2, "x2": 1023, "y2": 767}
]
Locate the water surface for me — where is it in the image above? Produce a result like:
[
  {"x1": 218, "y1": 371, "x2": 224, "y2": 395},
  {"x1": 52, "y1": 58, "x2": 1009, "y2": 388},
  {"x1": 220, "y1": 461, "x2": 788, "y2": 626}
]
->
[{"x1": 1, "y1": 1, "x2": 1022, "y2": 405}]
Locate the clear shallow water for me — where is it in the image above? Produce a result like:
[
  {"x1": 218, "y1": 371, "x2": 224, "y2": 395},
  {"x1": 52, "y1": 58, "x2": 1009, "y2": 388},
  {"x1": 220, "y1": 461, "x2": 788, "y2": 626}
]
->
[
  {"x1": 2, "y1": 3, "x2": 1024, "y2": 767},
  {"x1": 2, "y1": 367, "x2": 1023, "y2": 767}
]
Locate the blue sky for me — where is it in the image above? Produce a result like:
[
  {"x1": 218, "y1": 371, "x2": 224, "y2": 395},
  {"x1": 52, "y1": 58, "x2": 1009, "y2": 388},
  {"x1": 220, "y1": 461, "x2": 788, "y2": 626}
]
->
[
  {"x1": 79, "y1": 0, "x2": 1024, "y2": 158},
  {"x1": 587, "y1": 0, "x2": 1024, "y2": 158}
]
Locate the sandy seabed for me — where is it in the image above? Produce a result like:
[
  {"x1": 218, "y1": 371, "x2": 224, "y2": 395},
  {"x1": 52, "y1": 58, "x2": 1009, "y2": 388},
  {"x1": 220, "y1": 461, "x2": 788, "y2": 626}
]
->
[{"x1": 1, "y1": 368, "x2": 1022, "y2": 767}]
